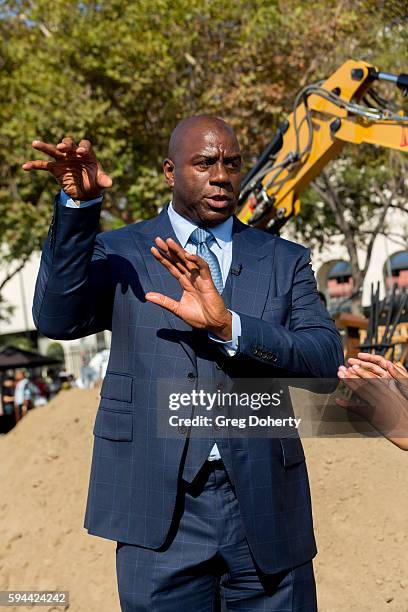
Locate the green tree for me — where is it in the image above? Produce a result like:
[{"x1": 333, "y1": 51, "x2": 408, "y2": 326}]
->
[
  {"x1": 0, "y1": 0, "x2": 407, "y2": 315},
  {"x1": 46, "y1": 341, "x2": 65, "y2": 362}
]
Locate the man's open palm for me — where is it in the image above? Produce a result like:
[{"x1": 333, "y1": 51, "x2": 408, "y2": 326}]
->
[
  {"x1": 22, "y1": 137, "x2": 112, "y2": 200},
  {"x1": 146, "y1": 237, "x2": 232, "y2": 339}
]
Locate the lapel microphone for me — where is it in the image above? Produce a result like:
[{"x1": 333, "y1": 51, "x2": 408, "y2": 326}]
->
[{"x1": 231, "y1": 263, "x2": 243, "y2": 276}]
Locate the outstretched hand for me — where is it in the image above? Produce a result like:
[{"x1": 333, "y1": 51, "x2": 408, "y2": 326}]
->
[
  {"x1": 145, "y1": 237, "x2": 232, "y2": 340},
  {"x1": 22, "y1": 137, "x2": 112, "y2": 200},
  {"x1": 346, "y1": 352, "x2": 408, "y2": 400},
  {"x1": 337, "y1": 352, "x2": 408, "y2": 450}
]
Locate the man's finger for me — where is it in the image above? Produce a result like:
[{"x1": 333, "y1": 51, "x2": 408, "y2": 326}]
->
[
  {"x1": 56, "y1": 137, "x2": 77, "y2": 154},
  {"x1": 347, "y1": 357, "x2": 389, "y2": 377},
  {"x1": 343, "y1": 368, "x2": 361, "y2": 380},
  {"x1": 184, "y1": 251, "x2": 211, "y2": 270},
  {"x1": 151, "y1": 246, "x2": 186, "y2": 281},
  {"x1": 165, "y1": 238, "x2": 192, "y2": 266},
  {"x1": 145, "y1": 292, "x2": 179, "y2": 314},
  {"x1": 165, "y1": 238, "x2": 203, "y2": 271},
  {"x1": 22, "y1": 160, "x2": 55, "y2": 172},
  {"x1": 96, "y1": 161, "x2": 113, "y2": 188},
  {"x1": 388, "y1": 361, "x2": 408, "y2": 379},
  {"x1": 386, "y1": 362, "x2": 408, "y2": 400},
  {"x1": 183, "y1": 252, "x2": 213, "y2": 282},
  {"x1": 76, "y1": 139, "x2": 93, "y2": 155},
  {"x1": 97, "y1": 173, "x2": 113, "y2": 189},
  {"x1": 338, "y1": 365, "x2": 359, "y2": 379},
  {"x1": 155, "y1": 236, "x2": 173, "y2": 255},
  {"x1": 350, "y1": 364, "x2": 381, "y2": 379},
  {"x1": 155, "y1": 238, "x2": 190, "y2": 275},
  {"x1": 32, "y1": 140, "x2": 66, "y2": 159},
  {"x1": 356, "y1": 352, "x2": 388, "y2": 369},
  {"x1": 160, "y1": 238, "x2": 210, "y2": 277},
  {"x1": 345, "y1": 366, "x2": 394, "y2": 406},
  {"x1": 338, "y1": 367, "x2": 367, "y2": 393},
  {"x1": 154, "y1": 238, "x2": 185, "y2": 267}
]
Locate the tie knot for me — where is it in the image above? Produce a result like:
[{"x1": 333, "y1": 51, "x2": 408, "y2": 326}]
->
[{"x1": 189, "y1": 227, "x2": 215, "y2": 246}]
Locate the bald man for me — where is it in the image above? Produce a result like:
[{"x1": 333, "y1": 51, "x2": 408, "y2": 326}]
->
[{"x1": 27, "y1": 116, "x2": 343, "y2": 611}]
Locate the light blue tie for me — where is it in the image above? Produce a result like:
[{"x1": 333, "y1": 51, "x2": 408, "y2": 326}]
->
[{"x1": 188, "y1": 228, "x2": 223, "y2": 294}]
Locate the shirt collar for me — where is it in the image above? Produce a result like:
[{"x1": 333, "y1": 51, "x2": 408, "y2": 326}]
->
[{"x1": 167, "y1": 201, "x2": 233, "y2": 248}]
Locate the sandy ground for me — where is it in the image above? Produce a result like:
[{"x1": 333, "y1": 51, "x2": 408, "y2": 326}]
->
[{"x1": 0, "y1": 388, "x2": 407, "y2": 611}]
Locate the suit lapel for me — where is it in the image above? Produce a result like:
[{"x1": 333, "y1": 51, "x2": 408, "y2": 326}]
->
[
  {"x1": 228, "y1": 217, "x2": 276, "y2": 318},
  {"x1": 130, "y1": 206, "x2": 197, "y2": 368}
]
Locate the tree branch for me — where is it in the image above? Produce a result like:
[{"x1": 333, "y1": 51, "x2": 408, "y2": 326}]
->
[
  {"x1": 0, "y1": 256, "x2": 30, "y2": 292},
  {"x1": 388, "y1": 203, "x2": 408, "y2": 213},
  {"x1": 361, "y1": 185, "x2": 392, "y2": 278},
  {"x1": 314, "y1": 172, "x2": 364, "y2": 294}
]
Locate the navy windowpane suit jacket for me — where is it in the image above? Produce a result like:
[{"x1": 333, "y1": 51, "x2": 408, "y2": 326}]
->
[{"x1": 32, "y1": 199, "x2": 344, "y2": 574}]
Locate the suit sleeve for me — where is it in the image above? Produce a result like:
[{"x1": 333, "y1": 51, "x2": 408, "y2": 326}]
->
[
  {"x1": 32, "y1": 196, "x2": 114, "y2": 340},
  {"x1": 236, "y1": 248, "x2": 344, "y2": 377}
]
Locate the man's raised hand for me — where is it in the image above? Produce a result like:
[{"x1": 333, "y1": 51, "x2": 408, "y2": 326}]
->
[
  {"x1": 22, "y1": 137, "x2": 112, "y2": 200},
  {"x1": 145, "y1": 237, "x2": 232, "y2": 340}
]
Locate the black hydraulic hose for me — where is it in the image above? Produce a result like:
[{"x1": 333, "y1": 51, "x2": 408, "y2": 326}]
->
[{"x1": 240, "y1": 121, "x2": 289, "y2": 192}]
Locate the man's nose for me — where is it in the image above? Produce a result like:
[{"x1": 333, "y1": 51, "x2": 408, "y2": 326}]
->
[{"x1": 210, "y1": 161, "x2": 230, "y2": 184}]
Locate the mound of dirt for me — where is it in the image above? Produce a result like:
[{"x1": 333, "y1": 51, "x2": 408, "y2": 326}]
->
[{"x1": 0, "y1": 388, "x2": 407, "y2": 611}]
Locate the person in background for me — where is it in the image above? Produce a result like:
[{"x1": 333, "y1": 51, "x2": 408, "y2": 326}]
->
[
  {"x1": 46, "y1": 369, "x2": 61, "y2": 399},
  {"x1": 1, "y1": 375, "x2": 16, "y2": 433},
  {"x1": 79, "y1": 355, "x2": 96, "y2": 389},
  {"x1": 338, "y1": 352, "x2": 408, "y2": 450},
  {"x1": 14, "y1": 370, "x2": 34, "y2": 422},
  {"x1": 33, "y1": 376, "x2": 48, "y2": 406}
]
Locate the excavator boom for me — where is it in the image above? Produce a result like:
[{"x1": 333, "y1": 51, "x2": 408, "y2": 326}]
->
[{"x1": 237, "y1": 59, "x2": 408, "y2": 232}]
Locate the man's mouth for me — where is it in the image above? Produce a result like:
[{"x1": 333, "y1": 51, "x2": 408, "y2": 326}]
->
[{"x1": 204, "y1": 195, "x2": 231, "y2": 209}]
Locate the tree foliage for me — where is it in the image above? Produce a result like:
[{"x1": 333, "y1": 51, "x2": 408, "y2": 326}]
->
[{"x1": 0, "y1": 0, "x2": 407, "y2": 311}]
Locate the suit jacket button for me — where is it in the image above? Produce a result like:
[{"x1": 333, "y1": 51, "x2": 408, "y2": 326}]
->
[
  {"x1": 178, "y1": 424, "x2": 187, "y2": 434},
  {"x1": 187, "y1": 372, "x2": 196, "y2": 381}
]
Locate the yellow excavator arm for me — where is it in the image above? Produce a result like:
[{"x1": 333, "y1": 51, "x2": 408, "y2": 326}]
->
[{"x1": 237, "y1": 59, "x2": 408, "y2": 232}]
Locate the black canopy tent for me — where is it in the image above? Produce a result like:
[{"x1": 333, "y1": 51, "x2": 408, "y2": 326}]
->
[{"x1": 0, "y1": 345, "x2": 62, "y2": 371}]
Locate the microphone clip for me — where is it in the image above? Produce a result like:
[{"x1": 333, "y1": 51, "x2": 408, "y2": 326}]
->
[{"x1": 231, "y1": 263, "x2": 243, "y2": 276}]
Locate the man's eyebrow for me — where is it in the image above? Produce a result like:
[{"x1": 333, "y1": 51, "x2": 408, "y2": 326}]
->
[
  {"x1": 191, "y1": 153, "x2": 242, "y2": 162},
  {"x1": 191, "y1": 153, "x2": 218, "y2": 162}
]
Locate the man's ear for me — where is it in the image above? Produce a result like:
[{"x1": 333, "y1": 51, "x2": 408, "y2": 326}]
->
[{"x1": 163, "y1": 158, "x2": 175, "y2": 188}]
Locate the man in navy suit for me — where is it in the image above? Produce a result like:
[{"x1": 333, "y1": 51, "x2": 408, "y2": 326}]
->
[{"x1": 25, "y1": 116, "x2": 343, "y2": 611}]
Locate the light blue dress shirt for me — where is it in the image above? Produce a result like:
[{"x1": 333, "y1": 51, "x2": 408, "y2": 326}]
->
[
  {"x1": 167, "y1": 201, "x2": 241, "y2": 352},
  {"x1": 59, "y1": 189, "x2": 104, "y2": 208},
  {"x1": 59, "y1": 191, "x2": 242, "y2": 460}
]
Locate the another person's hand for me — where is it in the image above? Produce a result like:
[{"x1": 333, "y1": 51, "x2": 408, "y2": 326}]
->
[
  {"x1": 145, "y1": 237, "x2": 232, "y2": 340},
  {"x1": 337, "y1": 353, "x2": 408, "y2": 450},
  {"x1": 347, "y1": 352, "x2": 408, "y2": 401},
  {"x1": 22, "y1": 137, "x2": 112, "y2": 200}
]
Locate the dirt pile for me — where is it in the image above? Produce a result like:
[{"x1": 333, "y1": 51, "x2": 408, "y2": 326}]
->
[{"x1": 0, "y1": 388, "x2": 407, "y2": 611}]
